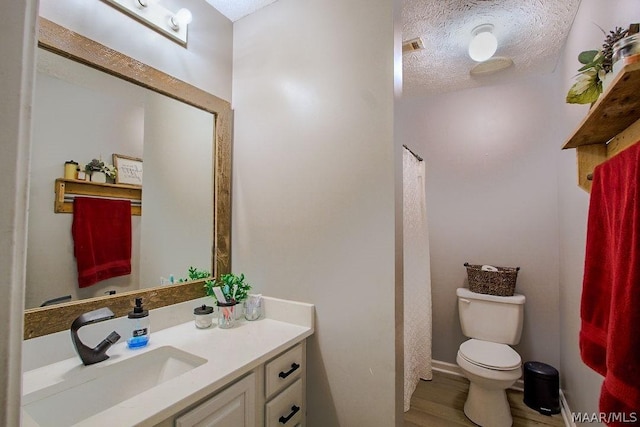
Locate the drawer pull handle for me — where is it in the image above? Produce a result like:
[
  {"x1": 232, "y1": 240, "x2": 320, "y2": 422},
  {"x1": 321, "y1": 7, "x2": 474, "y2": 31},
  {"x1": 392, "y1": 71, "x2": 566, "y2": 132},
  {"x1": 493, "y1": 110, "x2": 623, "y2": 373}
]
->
[
  {"x1": 278, "y1": 363, "x2": 300, "y2": 379},
  {"x1": 279, "y1": 405, "x2": 300, "y2": 424}
]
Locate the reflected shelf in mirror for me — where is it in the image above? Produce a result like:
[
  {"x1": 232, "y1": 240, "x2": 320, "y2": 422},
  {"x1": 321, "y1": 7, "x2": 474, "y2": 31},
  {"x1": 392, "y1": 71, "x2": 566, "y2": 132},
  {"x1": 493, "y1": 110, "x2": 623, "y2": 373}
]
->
[{"x1": 53, "y1": 179, "x2": 143, "y2": 216}]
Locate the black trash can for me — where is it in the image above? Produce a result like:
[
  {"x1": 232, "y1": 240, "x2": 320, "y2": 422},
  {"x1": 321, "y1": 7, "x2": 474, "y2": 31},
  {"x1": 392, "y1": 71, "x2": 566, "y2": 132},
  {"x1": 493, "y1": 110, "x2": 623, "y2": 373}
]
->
[{"x1": 523, "y1": 361, "x2": 560, "y2": 415}]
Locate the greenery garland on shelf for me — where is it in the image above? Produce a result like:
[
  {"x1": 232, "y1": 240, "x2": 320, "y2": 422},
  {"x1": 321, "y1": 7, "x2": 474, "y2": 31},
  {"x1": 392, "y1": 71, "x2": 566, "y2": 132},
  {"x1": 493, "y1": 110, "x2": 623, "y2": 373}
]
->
[{"x1": 566, "y1": 26, "x2": 629, "y2": 105}]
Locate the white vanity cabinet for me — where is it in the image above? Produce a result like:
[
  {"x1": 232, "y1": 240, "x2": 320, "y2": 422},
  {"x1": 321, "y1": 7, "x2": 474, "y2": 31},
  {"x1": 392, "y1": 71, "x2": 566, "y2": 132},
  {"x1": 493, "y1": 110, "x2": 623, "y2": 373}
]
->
[{"x1": 157, "y1": 341, "x2": 306, "y2": 427}]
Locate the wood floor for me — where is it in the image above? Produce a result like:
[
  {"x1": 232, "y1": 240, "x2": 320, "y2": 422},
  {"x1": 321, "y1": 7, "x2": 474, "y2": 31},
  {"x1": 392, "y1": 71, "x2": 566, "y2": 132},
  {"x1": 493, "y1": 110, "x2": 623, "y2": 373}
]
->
[{"x1": 405, "y1": 371, "x2": 566, "y2": 427}]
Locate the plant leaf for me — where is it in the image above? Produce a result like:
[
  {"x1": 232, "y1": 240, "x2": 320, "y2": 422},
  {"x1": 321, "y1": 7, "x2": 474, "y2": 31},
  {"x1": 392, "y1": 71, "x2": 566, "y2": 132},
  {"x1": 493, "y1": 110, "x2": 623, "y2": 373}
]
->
[
  {"x1": 577, "y1": 61, "x2": 603, "y2": 72},
  {"x1": 573, "y1": 74, "x2": 594, "y2": 94},
  {"x1": 566, "y1": 79, "x2": 601, "y2": 104},
  {"x1": 578, "y1": 50, "x2": 599, "y2": 64}
]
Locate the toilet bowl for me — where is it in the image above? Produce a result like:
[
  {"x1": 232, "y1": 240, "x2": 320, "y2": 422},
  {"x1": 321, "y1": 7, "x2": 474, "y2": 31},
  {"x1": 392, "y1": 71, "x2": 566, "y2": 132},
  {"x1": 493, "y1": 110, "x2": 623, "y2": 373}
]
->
[
  {"x1": 457, "y1": 339, "x2": 522, "y2": 427},
  {"x1": 456, "y1": 288, "x2": 526, "y2": 427}
]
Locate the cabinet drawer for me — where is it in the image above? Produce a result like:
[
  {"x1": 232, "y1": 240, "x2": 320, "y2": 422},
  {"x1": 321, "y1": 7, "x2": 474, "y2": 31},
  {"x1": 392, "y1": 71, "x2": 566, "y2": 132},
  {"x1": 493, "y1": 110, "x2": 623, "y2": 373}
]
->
[
  {"x1": 265, "y1": 379, "x2": 303, "y2": 427},
  {"x1": 265, "y1": 344, "x2": 303, "y2": 398}
]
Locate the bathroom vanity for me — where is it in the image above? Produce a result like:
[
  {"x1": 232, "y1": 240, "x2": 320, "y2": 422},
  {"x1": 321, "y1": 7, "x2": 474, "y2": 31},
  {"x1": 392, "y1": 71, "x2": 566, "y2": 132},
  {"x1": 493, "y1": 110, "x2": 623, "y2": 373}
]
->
[
  {"x1": 21, "y1": 296, "x2": 314, "y2": 426},
  {"x1": 164, "y1": 341, "x2": 305, "y2": 427}
]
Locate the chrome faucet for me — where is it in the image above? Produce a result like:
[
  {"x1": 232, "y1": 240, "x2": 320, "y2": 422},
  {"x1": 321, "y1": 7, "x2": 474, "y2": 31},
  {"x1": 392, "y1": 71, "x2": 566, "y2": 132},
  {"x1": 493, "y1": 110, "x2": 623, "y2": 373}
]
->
[{"x1": 70, "y1": 307, "x2": 121, "y2": 366}]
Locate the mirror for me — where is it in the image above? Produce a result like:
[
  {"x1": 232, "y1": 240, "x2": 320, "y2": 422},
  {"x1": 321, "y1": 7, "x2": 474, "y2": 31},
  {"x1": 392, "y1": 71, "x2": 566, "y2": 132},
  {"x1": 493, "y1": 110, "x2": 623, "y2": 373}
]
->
[
  {"x1": 24, "y1": 19, "x2": 231, "y2": 337},
  {"x1": 26, "y1": 48, "x2": 213, "y2": 308}
]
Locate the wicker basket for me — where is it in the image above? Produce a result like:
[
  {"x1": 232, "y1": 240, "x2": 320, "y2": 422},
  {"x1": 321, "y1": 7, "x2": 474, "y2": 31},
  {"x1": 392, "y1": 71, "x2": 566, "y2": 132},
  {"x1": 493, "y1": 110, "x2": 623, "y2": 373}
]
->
[{"x1": 464, "y1": 263, "x2": 520, "y2": 296}]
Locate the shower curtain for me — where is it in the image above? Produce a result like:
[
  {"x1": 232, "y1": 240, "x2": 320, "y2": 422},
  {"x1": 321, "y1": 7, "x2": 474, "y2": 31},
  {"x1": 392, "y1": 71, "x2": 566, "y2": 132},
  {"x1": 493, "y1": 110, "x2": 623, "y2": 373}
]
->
[{"x1": 403, "y1": 147, "x2": 432, "y2": 412}]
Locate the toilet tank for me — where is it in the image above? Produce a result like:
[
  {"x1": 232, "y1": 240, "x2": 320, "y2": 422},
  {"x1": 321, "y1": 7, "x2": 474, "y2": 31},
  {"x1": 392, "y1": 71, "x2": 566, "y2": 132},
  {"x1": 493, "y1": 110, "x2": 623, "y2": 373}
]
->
[{"x1": 457, "y1": 287, "x2": 525, "y2": 345}]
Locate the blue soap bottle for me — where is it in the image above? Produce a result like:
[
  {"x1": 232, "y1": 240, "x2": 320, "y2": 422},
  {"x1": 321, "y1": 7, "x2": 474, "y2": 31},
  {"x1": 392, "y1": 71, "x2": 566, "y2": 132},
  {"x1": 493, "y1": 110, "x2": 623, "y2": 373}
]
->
[{"x1": 127, "y1": 297, "x2": 150, "y2": 349}]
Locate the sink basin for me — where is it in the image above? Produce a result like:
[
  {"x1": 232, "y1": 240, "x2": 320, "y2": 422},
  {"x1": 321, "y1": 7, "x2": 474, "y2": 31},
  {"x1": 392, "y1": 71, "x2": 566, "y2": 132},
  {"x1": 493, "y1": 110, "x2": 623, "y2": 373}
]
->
[{"x1": 23, "y1": 346, "x2": 207, "y2": 426}]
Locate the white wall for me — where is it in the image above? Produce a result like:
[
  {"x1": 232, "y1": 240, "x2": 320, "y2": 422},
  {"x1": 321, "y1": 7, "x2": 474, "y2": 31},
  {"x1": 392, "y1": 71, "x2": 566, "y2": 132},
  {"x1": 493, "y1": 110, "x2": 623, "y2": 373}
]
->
[
  {"x1": 396, "y1": 73, "x2": 563, "y2": 368},
  {"x1": 39, "y1": 0, "x2": 233, "y2": 101},
  {"x1": 557, "y1": 0, "x2": 640, "y2": 421},
  {"x1": 0, "y1": 1, "x2": 38, "y2": 424},
  {"x1": 232, "y1": 0, "x2": 398, "y2": 425}
]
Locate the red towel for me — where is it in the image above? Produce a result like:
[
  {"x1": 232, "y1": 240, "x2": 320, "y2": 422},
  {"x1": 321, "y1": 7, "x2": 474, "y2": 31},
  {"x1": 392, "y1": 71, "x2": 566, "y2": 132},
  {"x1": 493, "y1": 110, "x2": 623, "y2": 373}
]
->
[
  {"x1": 581, "y1": 141, "x2": 640, "y2": 425},
  {"x1": 72, "y1": 197, "x2": 132, "y2": 288}
]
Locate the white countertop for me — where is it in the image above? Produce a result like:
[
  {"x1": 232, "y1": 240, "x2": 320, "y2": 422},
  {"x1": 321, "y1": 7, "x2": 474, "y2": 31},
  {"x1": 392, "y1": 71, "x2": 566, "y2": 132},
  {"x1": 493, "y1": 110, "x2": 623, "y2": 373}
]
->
[{"x1": 21, "y1": 296, "x2": 314, "y2": 426}]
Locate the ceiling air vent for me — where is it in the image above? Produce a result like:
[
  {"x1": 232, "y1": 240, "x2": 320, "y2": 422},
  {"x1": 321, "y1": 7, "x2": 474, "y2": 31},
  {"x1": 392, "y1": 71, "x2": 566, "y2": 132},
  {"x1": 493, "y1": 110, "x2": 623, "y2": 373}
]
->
[{"x1": 402, "y1": 37, "x2": 425, "y2": 53}]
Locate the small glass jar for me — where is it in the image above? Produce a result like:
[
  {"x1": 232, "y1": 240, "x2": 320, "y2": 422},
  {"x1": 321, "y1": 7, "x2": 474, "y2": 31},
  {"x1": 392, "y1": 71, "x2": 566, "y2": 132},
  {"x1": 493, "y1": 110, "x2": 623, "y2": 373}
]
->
[
  {"x1": 612, "y1": 33, "x2": 640, "y2": 74},
  {"x1": 217, "y1": 300, "x2": 237, "y2": 329},
  {"x1": 194, "y1": 304, "x2": 214, "y2": 329},
  {"x1": 244, "y1": 295, "x2": 262, "y2": 321}
]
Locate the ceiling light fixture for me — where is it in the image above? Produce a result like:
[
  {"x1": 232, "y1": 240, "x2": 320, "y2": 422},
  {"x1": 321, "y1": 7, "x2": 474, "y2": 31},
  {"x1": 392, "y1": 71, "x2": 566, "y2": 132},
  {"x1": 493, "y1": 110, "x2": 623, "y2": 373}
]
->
[
  {"x1": 102, "y1": 0, "x2": 191, "y2": 46},
  {"x1": 468, "y1": 24, "x2": 498, "y2": 62},
  {"x1": 470, "y1": 57, "x2": 514, "y2": 76}
]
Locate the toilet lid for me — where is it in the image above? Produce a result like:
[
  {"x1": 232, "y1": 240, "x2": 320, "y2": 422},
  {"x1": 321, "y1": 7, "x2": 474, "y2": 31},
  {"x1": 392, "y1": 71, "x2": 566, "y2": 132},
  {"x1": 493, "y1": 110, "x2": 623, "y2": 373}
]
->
[{"x1": 459, "y1": 339, "x2": 521, "y2": 371}]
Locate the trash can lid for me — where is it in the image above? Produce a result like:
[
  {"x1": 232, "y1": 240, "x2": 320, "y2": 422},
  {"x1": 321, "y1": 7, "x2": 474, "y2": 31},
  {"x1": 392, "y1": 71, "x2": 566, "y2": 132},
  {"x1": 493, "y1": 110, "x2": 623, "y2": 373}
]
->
[{"x1": 524, "y1": 361, "x2": 559, "y2": 377}]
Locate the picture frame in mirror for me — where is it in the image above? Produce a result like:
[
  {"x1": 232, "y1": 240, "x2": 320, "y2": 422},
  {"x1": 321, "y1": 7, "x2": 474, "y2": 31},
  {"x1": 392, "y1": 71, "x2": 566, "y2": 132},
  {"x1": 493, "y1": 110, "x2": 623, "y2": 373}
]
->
[{"x1": 113, "y1": 153, "x2": 143, "y2": 186}]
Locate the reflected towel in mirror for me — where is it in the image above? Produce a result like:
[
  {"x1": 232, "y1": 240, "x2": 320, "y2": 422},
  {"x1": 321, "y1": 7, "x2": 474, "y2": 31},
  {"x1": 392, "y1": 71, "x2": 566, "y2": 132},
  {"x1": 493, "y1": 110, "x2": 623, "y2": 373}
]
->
[{"x1": 72, "y1": 197, "x2": 132, "y2": 288}]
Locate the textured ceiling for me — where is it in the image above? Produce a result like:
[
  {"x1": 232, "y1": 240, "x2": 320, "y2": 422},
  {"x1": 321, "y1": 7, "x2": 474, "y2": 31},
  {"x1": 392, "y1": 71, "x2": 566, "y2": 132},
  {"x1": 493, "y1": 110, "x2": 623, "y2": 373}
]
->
[
  {"x1": 205, "y1": 0, "x2": 581, "y2": 95},
  {"x1": 403, "y1": 0, "x2": 582, "y2": 96}
]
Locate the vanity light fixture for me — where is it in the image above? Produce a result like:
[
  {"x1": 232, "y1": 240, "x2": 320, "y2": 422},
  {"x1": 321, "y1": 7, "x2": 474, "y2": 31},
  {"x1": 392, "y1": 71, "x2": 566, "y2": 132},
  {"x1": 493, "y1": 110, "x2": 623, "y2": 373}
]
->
[
  {"x1": 468, "y1": 24, "x2": 498, "y2": 62},
  {"x1": 169, "y1": 8, "x2": 193, "y2": 31},
  {"x1": 102, "y1": 0, "x2": 192, "y2": 45}
]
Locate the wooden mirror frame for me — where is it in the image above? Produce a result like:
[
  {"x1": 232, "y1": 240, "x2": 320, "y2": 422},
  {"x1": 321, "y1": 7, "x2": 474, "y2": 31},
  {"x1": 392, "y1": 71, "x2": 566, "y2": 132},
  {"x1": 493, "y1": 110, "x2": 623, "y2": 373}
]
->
[{"x1": 24, "y1": 18, "x2": 232, "y2": 339}]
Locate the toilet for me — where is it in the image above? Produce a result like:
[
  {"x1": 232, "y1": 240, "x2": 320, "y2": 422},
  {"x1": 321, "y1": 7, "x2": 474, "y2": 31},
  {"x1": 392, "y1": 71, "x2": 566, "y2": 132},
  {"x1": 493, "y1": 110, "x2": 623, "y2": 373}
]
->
[{"x1": 456, "y1": 287, "x2": 526, "y2": 427}]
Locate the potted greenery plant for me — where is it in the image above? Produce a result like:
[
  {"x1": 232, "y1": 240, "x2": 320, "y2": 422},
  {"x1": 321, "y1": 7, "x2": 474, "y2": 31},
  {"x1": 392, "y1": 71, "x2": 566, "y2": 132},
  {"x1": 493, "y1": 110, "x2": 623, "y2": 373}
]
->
[
  {"x1": 204, "y1": 273, "x2": 251, "y2": 302},
  {"x1": 85, "y1": 158, "x2": 117, "y2": 183},
  {"x1": 205, "y1": 273, "x2": 252, "y2": 319}
]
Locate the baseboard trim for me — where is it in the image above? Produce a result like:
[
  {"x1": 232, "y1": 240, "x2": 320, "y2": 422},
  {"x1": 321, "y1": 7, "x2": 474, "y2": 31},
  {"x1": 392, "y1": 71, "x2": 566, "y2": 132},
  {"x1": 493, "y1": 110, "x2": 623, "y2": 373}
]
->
[
  {"x1": 432, "y1": 359, "x2": 463, "y2": 376},
  {"x1": 431, "y1": 359, "x2": 524, "y2": 391},
  {"x1": 560, "y1": 389, "x2": 576, "y2": 427}
]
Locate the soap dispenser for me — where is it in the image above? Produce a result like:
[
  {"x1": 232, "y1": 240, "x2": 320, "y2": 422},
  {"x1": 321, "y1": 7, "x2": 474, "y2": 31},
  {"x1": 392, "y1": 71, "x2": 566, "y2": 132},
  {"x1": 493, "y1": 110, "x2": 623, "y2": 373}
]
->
[{"x1": 127, "y1": 297, "x2": 150, "y2": 349}]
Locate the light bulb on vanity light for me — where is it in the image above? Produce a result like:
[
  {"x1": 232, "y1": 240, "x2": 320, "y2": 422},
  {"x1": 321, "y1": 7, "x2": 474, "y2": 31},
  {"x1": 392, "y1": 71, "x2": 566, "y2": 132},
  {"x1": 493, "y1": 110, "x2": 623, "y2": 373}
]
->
[
  {"x1": 169, "y1": 8, "x2": 193, "y2": 31},
  {"x1": 468, "y1": 24, "x2": 498, "y2": 62}
]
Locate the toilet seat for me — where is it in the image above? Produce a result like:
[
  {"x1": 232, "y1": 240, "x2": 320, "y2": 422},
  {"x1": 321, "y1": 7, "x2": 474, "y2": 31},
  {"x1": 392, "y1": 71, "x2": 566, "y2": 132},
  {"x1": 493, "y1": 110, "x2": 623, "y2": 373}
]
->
[{"x1": 458, "y1": 339, "x2": 521, "y2": 371}]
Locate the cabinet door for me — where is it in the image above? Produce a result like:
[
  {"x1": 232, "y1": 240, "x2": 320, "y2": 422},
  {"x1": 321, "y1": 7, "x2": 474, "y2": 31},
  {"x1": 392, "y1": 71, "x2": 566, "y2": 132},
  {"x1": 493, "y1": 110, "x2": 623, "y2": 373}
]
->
[{"x1": 175, "y1": 373, "x2": 256, "y2": 427}]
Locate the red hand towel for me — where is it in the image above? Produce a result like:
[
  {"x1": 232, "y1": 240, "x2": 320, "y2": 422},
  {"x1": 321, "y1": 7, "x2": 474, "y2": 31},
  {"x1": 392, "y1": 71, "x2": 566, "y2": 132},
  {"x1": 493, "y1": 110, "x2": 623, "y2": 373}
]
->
[
  {"x1": 72, "y1": 197, "x2": 132, "y2": 288},
  {"x1": 581, "y1": 141, "x2": 640, "y2": 425}
]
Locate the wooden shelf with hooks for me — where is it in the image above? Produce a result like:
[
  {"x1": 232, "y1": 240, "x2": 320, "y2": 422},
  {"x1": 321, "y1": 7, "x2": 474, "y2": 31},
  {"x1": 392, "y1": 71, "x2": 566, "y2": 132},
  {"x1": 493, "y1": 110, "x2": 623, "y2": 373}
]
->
[
  {"x1": 54, "y1": 178, "x2": 142, "y2": 215},
  {"x1": 563, "y1": 60, "x2": 640, "y2": 192}
]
